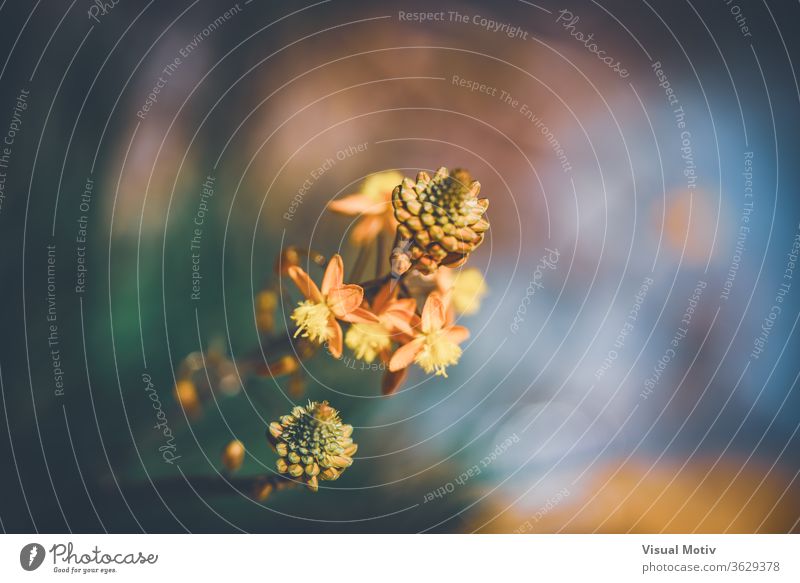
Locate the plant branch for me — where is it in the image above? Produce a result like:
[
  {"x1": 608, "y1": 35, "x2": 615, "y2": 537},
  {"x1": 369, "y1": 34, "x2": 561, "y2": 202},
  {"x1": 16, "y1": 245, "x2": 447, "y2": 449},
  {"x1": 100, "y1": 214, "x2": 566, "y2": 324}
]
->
[{"x1": 126, "y1": 472, "x2": 298, "y2": 502}]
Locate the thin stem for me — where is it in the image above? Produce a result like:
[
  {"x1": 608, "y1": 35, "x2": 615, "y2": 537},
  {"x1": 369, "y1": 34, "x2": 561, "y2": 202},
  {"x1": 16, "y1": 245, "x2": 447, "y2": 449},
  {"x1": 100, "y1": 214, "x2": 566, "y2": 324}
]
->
[
  {"x1": 375, "y1": 231, "x2": 386, "y2": 278},
  {"x1": 125, "y1": 473, "x2": 298, "y2": 501},
  {"x1": 348, "y1": 243, "x2": 370, "y2": 282},
  {"x1": 357, "y1": 273, "x2": 391, "y2": 291}
]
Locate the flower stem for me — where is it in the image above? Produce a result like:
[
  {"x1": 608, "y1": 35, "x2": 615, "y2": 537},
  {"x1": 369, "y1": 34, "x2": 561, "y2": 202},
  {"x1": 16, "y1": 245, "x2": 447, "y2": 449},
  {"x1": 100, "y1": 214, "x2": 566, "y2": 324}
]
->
[
  {"x1": 348, "y1": 244, "x2": 370, "y2": 282},
  {"x1": 130, "y1": 473, "x2": 298, "y2": 502},
  {"x1": 375, "y1": 231, "x2": 386, "y2": 277}
]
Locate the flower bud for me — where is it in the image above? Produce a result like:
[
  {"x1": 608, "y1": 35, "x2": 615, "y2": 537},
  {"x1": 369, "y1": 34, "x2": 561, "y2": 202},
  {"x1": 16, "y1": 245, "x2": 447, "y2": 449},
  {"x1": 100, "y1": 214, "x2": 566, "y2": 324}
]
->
[
  {"x1": 392, "y1": 167, "x2": 489, "y2": 274},
  {"x1": 174, "y1": 379, "x2": 200, "y2": 416},
  {"x1": 257, "y1": 355, "x2": 300, "y2": 378},
  {"x1": 267, "y1": 401, "x2": 357, "y2": 491},
  {"x1": 221, "y1": 440, "x2": 245, "y2": 472}
]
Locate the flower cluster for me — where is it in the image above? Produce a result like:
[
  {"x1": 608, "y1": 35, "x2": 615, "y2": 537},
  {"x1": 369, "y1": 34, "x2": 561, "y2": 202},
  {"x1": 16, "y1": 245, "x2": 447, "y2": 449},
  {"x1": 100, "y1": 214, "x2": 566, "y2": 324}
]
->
[
  {"x1": 391, "y1": 167, "x2": 489, "y2": 274},
  {"x1": 281, "y1": 168, "x2": 489, "y2": 392},
  {"x1": 267, "y1": 401, "x2": 357, "y2": 492},
  {"x1": 177, "y1": 167, "x2": 489, "y2": 498}
]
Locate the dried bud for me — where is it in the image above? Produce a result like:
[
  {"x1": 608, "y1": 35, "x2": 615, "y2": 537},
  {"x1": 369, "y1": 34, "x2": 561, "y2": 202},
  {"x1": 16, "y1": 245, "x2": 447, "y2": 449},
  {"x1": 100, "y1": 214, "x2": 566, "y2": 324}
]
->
[{"x1": 221, "y1": 439, "x2": 245, "y2": 472}]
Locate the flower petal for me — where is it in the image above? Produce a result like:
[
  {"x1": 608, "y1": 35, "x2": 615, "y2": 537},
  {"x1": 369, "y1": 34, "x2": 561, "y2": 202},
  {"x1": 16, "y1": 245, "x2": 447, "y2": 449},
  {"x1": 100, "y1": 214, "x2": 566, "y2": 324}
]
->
[
  {"x1": 421, "y1": 291, "x2": 447, "y2": 333},
  {"x1": 287, "y1": 265, "x2": 322, "y2": 302},
  {"x1": 326, "y1": 319, "x2": 343, "y2": 359},
  {"x1": 341, "y1": 307, "x2": 380, "y2": 325},
  {"x1": 381, "y1": 299, "x2": 417, "y2": 334},
  {"x1": 389, "y1": 337, "x2": 424, "y2": 372},
  {"x1": 328, "y1": 284, "x2": 365, "y2": 319},
  {"x1": 351, "y1": 215, "x2": 384, "y2": 244},
  {"x1": 371, "y1": 282, "x2": 394, "y2": 313},
  {"x1": 443, "y1": 325, "x2": 470, "y2": 345},
  {"x1": 384, "y1": 298, "x2": 417, "y2": 318},
  {"x1": 328, "y1": 193, "x2": 384, "y2": 215},
  {"x1": 382, "y1": 312, "x2": 415, "y2": 337},
  {"x1": 321, "y1": 254, "x2": 345, "y2": 295},
  {"x1": 435, "y1": 267, "x2": 455, "y2": 294}
]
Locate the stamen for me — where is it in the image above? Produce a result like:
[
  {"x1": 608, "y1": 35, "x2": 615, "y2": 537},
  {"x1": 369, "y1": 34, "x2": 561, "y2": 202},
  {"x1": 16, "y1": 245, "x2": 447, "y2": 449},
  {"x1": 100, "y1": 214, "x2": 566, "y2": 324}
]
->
[
  {"x1": 291, "y1": 300, "x2": 333, "y2": 344},
  {"x1": 415, "y1": 331, "x2": 462, "y2": 377},
  {"x1": 345, "y1": 322, "x2": 391, "y2": 363}
]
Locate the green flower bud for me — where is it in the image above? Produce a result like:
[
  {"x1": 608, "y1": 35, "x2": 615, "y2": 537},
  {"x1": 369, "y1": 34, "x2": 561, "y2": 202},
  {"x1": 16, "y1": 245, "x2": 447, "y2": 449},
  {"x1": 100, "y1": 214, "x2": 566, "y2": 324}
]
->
[{"x1": 266, "y1": 401, "x2": 357, "y2": 491}]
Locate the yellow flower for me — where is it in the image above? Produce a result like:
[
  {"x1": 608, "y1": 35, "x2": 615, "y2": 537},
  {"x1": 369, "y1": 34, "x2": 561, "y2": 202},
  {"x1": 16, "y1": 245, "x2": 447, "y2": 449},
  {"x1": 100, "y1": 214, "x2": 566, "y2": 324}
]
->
[
  {"x1": 415, "y1": 331, "x2": 463, "y2": 377},
  {"x1": 440, "y1": 267, "x2": 488, "y2": 316},
  {"x1": 345, "y1": 322, "x2": 391, "y2": 363}
]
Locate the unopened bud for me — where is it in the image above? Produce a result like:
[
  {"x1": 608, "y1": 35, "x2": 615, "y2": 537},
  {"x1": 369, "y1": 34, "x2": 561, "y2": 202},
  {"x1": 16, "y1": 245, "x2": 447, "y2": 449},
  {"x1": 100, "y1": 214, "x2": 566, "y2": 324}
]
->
[
  {"x1": 274, "y1": 247, "x2": 302, "y2": 275},
  {"x1": 258, "y1": 355, "x2": 299, "y2": 378},
  {"x1": 175, "y1": 379, "x2": 200, "y2": 416},
  {"x1": 254, "y1": 481, "x2": 274, "y2": 501},
  {"x1": 255, "y1": 290, "x2": 278, "y2": 332},
  {"x1": 221, "y1": 440, "x2": 245, "y2": 472}
]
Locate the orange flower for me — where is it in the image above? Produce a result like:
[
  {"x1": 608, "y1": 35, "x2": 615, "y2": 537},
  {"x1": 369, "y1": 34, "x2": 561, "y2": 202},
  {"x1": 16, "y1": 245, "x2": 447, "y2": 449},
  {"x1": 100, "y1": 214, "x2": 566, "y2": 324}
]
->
[
  {"x1": 328, "y1": 171, "x2": 404, "y2": 244},
  {"x1": 287, "y1": 254, "x2": 377, "y2": 358},
  {"x1": 345, "y1": 282, "x2": 417, "y2": 364},
  {"x1": 388, "y1": 291, "x2": 469, "y2": 378}
]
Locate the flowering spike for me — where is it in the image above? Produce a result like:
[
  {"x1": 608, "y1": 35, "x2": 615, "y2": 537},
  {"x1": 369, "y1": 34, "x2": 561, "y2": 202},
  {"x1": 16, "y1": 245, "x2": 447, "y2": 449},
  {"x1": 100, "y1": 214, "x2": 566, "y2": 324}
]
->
[
  {"x1": 267, "y1": 401, "x2": 357, "y2": 491},
  {"x1": 392, "y1": 167, "x2": 489, "y2": 274}
]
